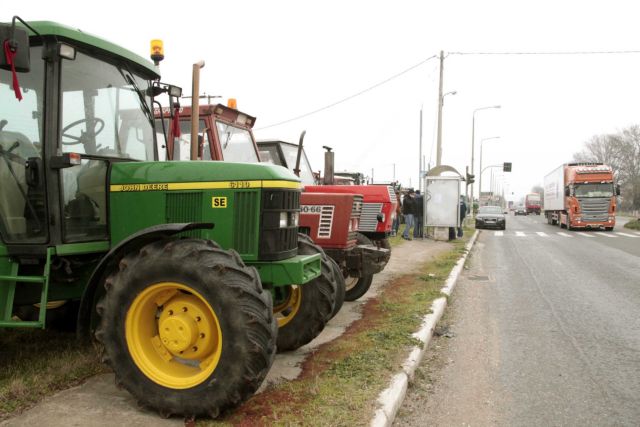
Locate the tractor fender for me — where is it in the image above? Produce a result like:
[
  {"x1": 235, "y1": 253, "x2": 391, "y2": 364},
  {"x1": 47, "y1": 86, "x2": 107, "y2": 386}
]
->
[{"x1": 76, "y1": 222, "x2": 214, "y2": 340}]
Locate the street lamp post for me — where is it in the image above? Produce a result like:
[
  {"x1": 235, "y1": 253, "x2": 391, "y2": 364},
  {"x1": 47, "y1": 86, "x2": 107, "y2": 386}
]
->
[
  {"x1": 479, "y1": 136, "x2": 500, "y2": 206},
  {"x1": 436, "y1": 90, "x2": 457, "y2": 166},
  {"x1": 470, "y1": 105, "x2": 500, "y2": 214}
]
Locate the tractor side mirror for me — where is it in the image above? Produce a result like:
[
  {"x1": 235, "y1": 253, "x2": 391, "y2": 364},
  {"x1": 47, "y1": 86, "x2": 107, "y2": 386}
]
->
[
  {"x1": 564, "y1": 186, "x2": 570, "y2": 197},
  {"x1": 615, "y1": 184, "x2": 621, "y2": 196},
  {"x1": 0, "y1": 24, "x2": 30, "y2": 72}
]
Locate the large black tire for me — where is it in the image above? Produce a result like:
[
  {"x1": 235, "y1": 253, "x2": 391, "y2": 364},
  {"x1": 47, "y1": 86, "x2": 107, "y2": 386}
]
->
[
  {"x1": 274, "y1": 234, "x2": 336, "y2": 352},
  {"x1": 378, "y1": 237, "x2": 391, "y2": 252},
  {"x1": 95, "y1": 239, "x2": 276, "y2": 419},
  {"x1": 328, "y1": 257, "x2": 345, "y2": 319},
  {"x1": 344, "y1": 232, "x2": 375, "y2": 302}
]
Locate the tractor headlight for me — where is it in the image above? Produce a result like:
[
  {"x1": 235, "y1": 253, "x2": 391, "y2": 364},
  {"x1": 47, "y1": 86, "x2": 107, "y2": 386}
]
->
[
  {"x1": 290, "y1": 212, "x2": 299, "y2": 227},
  {"x1": 279, "y1": 212, "x2": 288, "y2": 228}
]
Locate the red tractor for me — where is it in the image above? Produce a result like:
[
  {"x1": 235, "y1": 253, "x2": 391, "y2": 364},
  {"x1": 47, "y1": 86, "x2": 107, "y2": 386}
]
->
[
  {"x1": 158, "y1": 102, "x2": 389, "y2": 301},
  {"x1": 257, "y1": 141, "x2": 396, "y2": 300}
]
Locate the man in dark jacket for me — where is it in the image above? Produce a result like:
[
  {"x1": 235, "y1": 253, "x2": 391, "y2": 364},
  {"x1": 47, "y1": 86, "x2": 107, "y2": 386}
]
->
[
  {"x1": 413, "y1": 190, "x2": 424, "y2": 239},
  {"x1": 458, "y1": 196, "x2": 467, "y2": 237},
  {"x1": 402, "y1": 189, "x2": 416, "y2": 240}
]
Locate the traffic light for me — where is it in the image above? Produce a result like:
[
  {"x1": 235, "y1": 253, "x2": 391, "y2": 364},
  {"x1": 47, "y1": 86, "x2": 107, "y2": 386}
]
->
[
  {"x1": 466, "y1": 172, "x2": 475, "y2": 184},
  {"x1": 503, "y1": 162, "x2": 512, "y2": 172}
]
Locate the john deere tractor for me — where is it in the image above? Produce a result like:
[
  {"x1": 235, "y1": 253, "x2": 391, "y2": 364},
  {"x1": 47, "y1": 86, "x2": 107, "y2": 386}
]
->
[{"x1": 0, "y1": 17, "x2": 324, "y2": 418}]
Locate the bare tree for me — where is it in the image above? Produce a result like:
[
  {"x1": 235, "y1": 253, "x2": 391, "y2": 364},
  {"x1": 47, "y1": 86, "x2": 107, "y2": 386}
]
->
[
  {"x1": 573, "y1": 126, "x2": 640, "y2": 210},
  {"x1": 613, "y1": 126, "x2": 640, "y2": 210}
]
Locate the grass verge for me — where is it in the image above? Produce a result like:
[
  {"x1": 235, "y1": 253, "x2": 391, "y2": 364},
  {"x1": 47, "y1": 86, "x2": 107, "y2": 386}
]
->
[
  {"x1": 0, "y1": 329, "x2": 106, "y2": 419},
  {"x1": 624, "y1": 219, "x2": 640, "y2": 230},
  {"x1": 204, "y1": 234, "x2": 471, "y2": 426}
]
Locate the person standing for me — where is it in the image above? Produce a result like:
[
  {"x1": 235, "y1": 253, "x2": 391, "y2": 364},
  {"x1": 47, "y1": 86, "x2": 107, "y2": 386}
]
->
[
  {"x1": 413, "y1": 190, "x2": 424, "y2": 239},
  {"x1": 458, "y1": 196, "x2": 467, "y2": 238},
  {"x1": 392, "y1": 190, "x2": 401, "y2": 236},
  {"x1": 402, "y1": 189, "x2": 416, "y2": 240}
]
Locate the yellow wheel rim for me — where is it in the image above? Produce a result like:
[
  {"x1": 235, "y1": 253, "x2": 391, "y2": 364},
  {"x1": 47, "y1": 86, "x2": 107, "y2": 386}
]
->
[
  {"x1": 344, "y1": 276, "x2": 359, "y2": 291},
  {"x1": 125, "y1": 282, "x2": 222, "y2": 389},
  {"x1": 273, "y1": 285, "x2": 302, "y2": 328}
]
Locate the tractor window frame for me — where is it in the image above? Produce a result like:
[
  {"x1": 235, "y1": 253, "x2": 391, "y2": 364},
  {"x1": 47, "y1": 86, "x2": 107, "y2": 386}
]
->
[
  {"x1": 0, "y1": 44, "x2": 49, "y2": 244},
  {"x1": 57, "y1": 45, "x2": 158, "y2": 244}
]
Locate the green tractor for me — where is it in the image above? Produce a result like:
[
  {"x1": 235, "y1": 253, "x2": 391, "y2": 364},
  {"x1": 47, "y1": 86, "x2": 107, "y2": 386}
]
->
[{"x1": 0, "y1": 17, "x2": 327, "y2": 418}]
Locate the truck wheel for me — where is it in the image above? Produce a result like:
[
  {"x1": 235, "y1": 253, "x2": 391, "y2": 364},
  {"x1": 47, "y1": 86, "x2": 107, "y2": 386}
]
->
[
  {"x1": 344, "y1": 232, "x2": 375, "y2": 302},
  {"x1": 95, "y1": 238, "x2": 276, "y2": 419},
  {"x1": 274, "y1": 234, "x2": 336, "y2": 352}
]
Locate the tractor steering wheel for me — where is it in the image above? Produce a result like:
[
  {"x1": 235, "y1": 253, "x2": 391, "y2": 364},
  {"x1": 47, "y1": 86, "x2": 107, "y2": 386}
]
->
[{"x1": 61, "y1": 118, "x2": 105, "y2": 145}]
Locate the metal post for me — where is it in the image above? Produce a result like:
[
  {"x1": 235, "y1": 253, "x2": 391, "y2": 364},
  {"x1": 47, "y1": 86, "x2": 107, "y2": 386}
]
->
[
  {"x1": 418, "y1": 108, "x2": 423, "y2": 191},
  {"x1": 470, "y1": 113, "x2": 476, "y2": 212},
  {"x1": 465, "y1": 165, "x2": 469, "y2": 212},
  {"x1": 190, "y1": 60, "x2": 205, "y2": 160},
  {"x1": 436, "y1": 50, "x2": 444, "y2": 166}
]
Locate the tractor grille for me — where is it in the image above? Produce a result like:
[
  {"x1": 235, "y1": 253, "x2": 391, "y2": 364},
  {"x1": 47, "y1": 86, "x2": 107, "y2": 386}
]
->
[
  {"x1": 359, "y1": 203, "x2": 382, "y2": 232},
  {"x1": 260, "y1": 189, "x2": 300, "y2": 261},
  {"x1": 350, "y1": 195, "x2": 363, "y2": 241},
  {"x1": 234, "y1": 191, "x2": 259, "y2": 254},
  {"x1": 317, "y1": 206, "x2": 335, "y2": 239},
  {"x1": 387, "y1": 186, "x2": 397, "y2": 205},
  {"x1": 577, "y1": 197, "x2": 610, "y2": 222},
  {"x1": 165, "y1": 192, "x2": 203, "y2": 238}
]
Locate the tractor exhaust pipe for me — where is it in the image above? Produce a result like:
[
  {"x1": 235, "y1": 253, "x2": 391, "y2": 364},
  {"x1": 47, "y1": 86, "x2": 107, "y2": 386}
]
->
[
  {"x1": 323, "y1": 145, "x2": 334, "y2": 185},
  {"x1": 190, "y1": 60, "x2": 205, "y2": 160},
  {"x1": 293, "y1": 130, "x2": 306, "y2": 177}
]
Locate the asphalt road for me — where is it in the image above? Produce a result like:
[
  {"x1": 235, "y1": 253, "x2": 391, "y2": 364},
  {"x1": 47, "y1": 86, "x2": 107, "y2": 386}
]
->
[{"x1": 396, "y1": 214, "x2": 640, "y2": 426}]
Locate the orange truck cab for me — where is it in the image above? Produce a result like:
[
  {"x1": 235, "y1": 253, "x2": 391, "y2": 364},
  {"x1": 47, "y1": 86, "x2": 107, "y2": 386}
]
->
[{"x1": 543, "y1": 163, "x2": 620, "y2": 231}]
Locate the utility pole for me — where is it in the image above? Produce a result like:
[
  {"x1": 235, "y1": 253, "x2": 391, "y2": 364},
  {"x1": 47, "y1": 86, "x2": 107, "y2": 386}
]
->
[
  {"x1": 436, "y1": 50, "x2": 444, "y2": 166},
  {"x1": 418, "y1": 108, "x2": 423, "y2": 191},
  {"x1": 393, "y1": 163, "x2": 396, "y2": 181}
]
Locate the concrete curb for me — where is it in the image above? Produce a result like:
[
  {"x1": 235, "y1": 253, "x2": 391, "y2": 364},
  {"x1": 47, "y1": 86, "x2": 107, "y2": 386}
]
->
[{"x1": 370, "y1": 230, "x2": 479, "y2": 427}]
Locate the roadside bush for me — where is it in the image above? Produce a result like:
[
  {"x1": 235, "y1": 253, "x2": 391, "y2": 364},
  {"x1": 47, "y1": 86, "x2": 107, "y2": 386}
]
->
[{"x1": 624, "y1": 219, "x2": 640, "y2": 230}]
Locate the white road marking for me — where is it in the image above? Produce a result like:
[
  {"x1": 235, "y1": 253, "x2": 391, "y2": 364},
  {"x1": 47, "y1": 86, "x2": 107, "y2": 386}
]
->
[
  {"x1": 633, "y1": 231, "x2": 640, "y2": 236},
  {"x1": 515, "y1": 231, "x2": 526, "y2": 237},
  {"x1": 615, "y1": 232, "x2": 640, "y2": 238},
  {"x1": 494, "y1": 231, "x2": 504, "y2": 236},
  {"x1": 597, "y1": 232, "x2": 618, "y2": 238},
  {"x1": 576, "y1": 232, "x2": 596, "y2": 238},
  {"x1": 557, "y1": 232, "x2": 573, "y2": 238},
  {"x1": 536, "y1": 232, "x2": 548, "y2": 237}
]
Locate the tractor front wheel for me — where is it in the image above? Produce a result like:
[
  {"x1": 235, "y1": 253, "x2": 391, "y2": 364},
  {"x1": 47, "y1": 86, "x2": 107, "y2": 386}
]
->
[
  {"x1": 344, "y1": 232, "x2": 375, "y2": 301},
  {"x1": 96, "y1": 238, "x2": 276, "y2": 419},
  {"x1": 274, "y1": 234, "x2": 336, "y2": 352}
]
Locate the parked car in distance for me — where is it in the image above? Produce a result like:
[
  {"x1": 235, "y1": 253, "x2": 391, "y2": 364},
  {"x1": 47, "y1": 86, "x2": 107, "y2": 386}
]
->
[
  {"x1": 514, "y1": 205, "x2": 528, "y2": 216},
  {"x1": 476, "y1": 206, "x2": 506, "y2": 230}
]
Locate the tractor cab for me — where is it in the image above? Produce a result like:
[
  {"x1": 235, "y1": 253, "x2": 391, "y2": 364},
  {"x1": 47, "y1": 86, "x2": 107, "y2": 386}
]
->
[
  {"x1": 0, "y1": 20, "x2": 159, "y2": 251},
  {"x1": 155, "y1": 103, "x2": 260, "y2": 163},
  {"x1": 258, "y1": 140, "x2": 317, "y2": 186}
]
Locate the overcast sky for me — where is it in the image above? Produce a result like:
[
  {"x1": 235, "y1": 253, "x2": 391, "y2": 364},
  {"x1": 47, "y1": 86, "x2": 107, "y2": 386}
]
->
[{"x1": 12, "y1": 0, "x2": 640, "y2": 201}]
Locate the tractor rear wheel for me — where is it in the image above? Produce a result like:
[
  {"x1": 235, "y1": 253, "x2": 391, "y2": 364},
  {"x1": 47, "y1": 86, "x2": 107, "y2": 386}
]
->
[
  {"x1": 328, "y1": 257, "x2": 345, "y2": 319},
  {"x1": 274, "y1": 234, "x2": 336, "y2": 352},
  {"x1": 95, "y1": 238, "x2": 276, "y2": 419},
  {"x1": 344, "y1": 232, "x2": 375, "y2": 301}
]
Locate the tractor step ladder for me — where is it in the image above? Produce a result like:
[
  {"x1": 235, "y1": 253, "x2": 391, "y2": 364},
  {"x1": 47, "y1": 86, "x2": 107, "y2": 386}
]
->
[{"x1": 0, "y1": 248, "x2": 53, "y2": 328}]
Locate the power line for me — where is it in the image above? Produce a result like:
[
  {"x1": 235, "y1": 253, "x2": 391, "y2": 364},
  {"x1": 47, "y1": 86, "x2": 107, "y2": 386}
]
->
[
  {"x1": 450, "y1": 50, "x2": 640, "y2": 56},
  {"x1": 255, "y1": 55, "x2": 438, "y2": 130}
]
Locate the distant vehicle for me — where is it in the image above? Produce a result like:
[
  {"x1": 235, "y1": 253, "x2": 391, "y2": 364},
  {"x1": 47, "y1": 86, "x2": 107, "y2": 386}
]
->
[
  {"x1": 514, "y1": 205, "x2": 527, "y2": 216},
  {"x1": 508, "y1": 201, "x2": 514, "y2": 211},
  {"x1": 543, "y1": 163, "x2": 620, "y2": 230},
  {"x1": 475, "y1": 206, "x2": 506, "y2": 230},
  {"x1": 525, "y1": 193, "x2": 541, "y2": 215}
]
